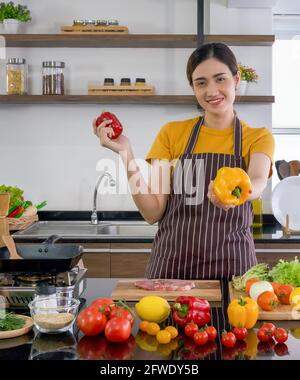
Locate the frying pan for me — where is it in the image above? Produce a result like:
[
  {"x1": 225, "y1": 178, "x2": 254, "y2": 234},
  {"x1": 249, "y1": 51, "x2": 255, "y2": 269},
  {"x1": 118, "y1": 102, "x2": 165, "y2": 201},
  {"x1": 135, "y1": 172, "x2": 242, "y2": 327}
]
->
[{"x1": 0, "y1": 235, "x2": 83, "y2": 273}]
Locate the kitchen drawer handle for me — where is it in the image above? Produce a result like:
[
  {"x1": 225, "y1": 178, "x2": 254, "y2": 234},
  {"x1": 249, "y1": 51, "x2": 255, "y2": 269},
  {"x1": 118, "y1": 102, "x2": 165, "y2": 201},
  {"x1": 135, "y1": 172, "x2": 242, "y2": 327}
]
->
[
  {"x1": 110, "y1": 248, "x2": 152, "y2": 253},
  {"x1": 83, "y1": 248, "x2": 109, "y2": 253},
  {"x1": 256, "y1": 248, "x2": 300, "y2": 253}
]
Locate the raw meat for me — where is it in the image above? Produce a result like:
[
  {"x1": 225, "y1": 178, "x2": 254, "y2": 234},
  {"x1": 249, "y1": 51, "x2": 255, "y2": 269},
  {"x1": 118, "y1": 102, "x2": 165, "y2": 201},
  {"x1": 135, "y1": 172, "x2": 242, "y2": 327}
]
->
[{"x1": 134, "y1": 279, "x2": 195, "y2": 291}]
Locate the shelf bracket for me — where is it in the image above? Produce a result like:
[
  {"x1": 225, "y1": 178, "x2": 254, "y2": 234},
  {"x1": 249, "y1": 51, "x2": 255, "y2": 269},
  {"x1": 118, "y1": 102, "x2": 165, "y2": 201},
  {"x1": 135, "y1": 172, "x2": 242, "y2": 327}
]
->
[{"x1": 197, "y1": 0, "x2": 204, "y2": 47}]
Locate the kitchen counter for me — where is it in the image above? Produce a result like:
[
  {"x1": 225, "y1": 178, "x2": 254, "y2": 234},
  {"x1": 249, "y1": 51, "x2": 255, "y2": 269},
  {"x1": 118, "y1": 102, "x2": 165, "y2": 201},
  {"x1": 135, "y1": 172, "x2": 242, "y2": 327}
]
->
[
  {"x1": 11, "y1": 212, "x2": 300, "y2": 244},
  {"x1": 1, "y1": 277, "x2": 300, "y2": 361}
]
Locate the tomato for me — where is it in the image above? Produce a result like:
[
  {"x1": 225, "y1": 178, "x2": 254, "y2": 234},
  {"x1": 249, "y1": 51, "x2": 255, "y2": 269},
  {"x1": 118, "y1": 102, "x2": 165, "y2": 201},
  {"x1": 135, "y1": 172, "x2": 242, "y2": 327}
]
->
[
  {"x1": 109, "y1": 306, "x2": 135, "y2": 327},
  {"x1": 193, "y1": 330, "x2": 209, "y2": 346},
  {"x1": 257, "y1": 291, "x2": 279, "y2": 311},
  {"x1": 165, "y1": 326, "x2": 178, "y2": 339},
  {"x1": 146, "y1": 322, "x2": 160, "y2": 336},
  {"x1": 205, "y1": 326, "x2": 217, "y2": 341},
  {"x1": 77, "y1": 335, "x2": 107, "y2": 360},
  {"x1": 221, "y1": 331, "x2": 236, "y2": 348},
  {"x1": 275, "y1": 284, "x2": 294, "y2": 305},
  {"x1": 261, "y1": 322, "x2": 276, "y2": 337},
  {"x1": 245, "y1": 278, "x2": 260, "y2": 296},
  {"x1": 274, "y1": 328, "x2": 288, "y2": 343},
  {"x1": 184, "y1": 323, "x2": 198, "y2": 338},
  {"x1": 104, "y1": 317, "x2": 131, "y2": 342},
  {"x1": 232, "y1": 327, "x2": 248, "y2": 340},
  {"x1": 156, "y1": 330, "x2": 172, "y2": 344},
  {"x1": 271, "y1": 282, "x2": 281, "y2": 294},
  {"x1": 105, "y1": 334, "x2": 136, "y2": 360},
  {"x1": 274, "y1": 342, "x2": 289, "y2": 357},
  {"x1": 90, "y1": 298, "x2": 114, "y2": 316},
  {"x1": 77, "y1": 306, "x2": 107, "y2": 336},
  {"x1": 257, "y1": 327, "x2": 273, "y2": 342},
  {"x1": 235, "y1": 339, "x2": 247, "y2": 353}
]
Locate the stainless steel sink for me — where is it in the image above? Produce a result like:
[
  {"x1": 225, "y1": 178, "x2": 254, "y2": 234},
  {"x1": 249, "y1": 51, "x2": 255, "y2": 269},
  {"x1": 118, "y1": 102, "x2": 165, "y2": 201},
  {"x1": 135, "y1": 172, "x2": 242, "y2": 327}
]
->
[{"x1": 13, "y1": 220, "x2": 158, "y2": 239}]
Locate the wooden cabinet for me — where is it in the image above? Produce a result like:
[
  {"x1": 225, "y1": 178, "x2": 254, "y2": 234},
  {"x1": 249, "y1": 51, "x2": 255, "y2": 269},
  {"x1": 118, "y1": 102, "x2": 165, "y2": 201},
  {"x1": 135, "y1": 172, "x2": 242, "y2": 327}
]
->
[
  {"x1": 110, "y1": 243, "x2": 152, "y2": 278},
  {"x1": 81, "y1": 243, "x2": 110, "y2": 278}
]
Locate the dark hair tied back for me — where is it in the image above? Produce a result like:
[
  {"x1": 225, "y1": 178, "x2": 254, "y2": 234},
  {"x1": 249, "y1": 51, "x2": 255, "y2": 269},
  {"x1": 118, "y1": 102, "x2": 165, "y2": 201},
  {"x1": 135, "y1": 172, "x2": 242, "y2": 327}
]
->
[{"x1": 186, "y1": 43, "x2": 238, "y2": 86}]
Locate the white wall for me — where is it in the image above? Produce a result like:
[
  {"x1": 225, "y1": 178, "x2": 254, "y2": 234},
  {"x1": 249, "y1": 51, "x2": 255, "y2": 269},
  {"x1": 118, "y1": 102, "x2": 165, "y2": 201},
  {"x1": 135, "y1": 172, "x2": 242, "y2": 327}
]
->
[{"x1": 0, "y1": 0, "x2": 273, "y2": 212}]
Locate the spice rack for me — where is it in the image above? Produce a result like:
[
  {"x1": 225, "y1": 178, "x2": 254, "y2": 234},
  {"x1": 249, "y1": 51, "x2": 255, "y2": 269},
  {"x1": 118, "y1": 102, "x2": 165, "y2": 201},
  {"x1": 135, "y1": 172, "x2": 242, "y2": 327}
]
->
[
  {"x1": 61, "y1": 25, "x2": 129, "y2": 34},
  {"x1": 88, "y1": 84, "x2": 155, "y2": 96},
  {"x1": 282, "y1": 214, "x2": 300, "y2": 237}
]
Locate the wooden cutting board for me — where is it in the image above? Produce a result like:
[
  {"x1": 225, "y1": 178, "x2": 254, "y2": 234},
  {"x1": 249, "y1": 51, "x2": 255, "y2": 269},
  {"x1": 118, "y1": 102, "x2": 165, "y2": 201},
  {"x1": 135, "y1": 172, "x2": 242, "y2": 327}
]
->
[
  {"x1": 0, "y1": 315, "x2": 34, "y2": 339},
  {"x1": 229, "y1": 282, "x2": 299, "y2": 321},
  {"x1": 111, "y1": 279, "x2": 221, "y2": 301}
]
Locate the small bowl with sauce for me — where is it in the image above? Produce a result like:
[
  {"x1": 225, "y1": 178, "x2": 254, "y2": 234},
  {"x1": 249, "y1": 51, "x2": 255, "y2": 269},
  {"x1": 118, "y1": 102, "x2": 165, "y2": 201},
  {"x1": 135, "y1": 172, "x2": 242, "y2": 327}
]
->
[{"x1": 28, "y1": 296, "x2": 80, "y2": 334}]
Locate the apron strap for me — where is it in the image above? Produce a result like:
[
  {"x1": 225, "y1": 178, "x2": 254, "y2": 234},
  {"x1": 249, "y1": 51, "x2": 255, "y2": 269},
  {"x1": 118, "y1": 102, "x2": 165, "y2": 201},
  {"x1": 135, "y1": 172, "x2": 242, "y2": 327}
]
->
[
  {"x1": 184, "y1": 117, "x2": 204, "y2": 154},
  {"x1": 233, "y1": 116, "x2": 243, "y2": 164}
]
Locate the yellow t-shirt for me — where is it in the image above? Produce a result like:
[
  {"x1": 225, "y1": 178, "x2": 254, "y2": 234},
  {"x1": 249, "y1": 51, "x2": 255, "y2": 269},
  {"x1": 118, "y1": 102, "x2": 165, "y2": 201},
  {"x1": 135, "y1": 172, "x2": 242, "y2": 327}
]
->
[{"x1": 146, "y1": 116, "x2": 274, "y2": 175}]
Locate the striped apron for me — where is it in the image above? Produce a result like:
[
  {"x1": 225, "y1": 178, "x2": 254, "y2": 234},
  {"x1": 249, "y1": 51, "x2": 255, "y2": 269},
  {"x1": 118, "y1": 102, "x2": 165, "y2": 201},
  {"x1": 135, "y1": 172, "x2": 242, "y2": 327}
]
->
[{"x1": 145, "y1": 115, "x2": 257, "y2": 280}]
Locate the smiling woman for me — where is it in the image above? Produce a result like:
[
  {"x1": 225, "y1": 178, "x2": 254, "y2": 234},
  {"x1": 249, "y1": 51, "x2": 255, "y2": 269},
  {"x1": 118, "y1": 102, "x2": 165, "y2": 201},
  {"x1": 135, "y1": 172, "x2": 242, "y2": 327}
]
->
[{"x1": 93, "y1": 42, "x2": 275, "y2": 281}]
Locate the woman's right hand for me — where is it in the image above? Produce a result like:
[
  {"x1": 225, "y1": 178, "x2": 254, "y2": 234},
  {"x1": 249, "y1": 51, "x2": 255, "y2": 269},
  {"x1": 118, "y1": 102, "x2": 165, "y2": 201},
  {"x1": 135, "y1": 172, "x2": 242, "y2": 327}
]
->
[{"x1": 92, "y1": 118, "x2": 131, "y2": 154}]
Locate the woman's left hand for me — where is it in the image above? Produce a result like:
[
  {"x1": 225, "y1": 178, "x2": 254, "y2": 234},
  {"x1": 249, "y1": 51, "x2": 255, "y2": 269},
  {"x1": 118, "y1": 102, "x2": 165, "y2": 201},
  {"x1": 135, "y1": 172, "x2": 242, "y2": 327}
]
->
[{"x1": 207, "y1": 181, "x2": 236, "y2": 211}]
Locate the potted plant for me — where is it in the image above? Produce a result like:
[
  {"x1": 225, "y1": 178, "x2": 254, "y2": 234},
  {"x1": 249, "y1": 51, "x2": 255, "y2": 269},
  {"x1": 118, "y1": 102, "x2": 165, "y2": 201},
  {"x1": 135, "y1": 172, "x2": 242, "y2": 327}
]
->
[
  {"x1": 237, "y1": 63, "x2": 259, "y2": 95},
  {"x1": 0, "y1": 1, "x2": 31, "y2": 33}
]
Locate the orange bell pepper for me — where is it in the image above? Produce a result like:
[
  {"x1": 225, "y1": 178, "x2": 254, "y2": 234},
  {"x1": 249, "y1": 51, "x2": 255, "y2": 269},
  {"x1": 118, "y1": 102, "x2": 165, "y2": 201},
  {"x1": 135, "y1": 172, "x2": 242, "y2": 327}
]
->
[
  {"x1": 213, "y1": 167, "x2": 252, "y2": 206},
  {"x1": 227, "y1": 297, "x2": 258, "y2": 329}
]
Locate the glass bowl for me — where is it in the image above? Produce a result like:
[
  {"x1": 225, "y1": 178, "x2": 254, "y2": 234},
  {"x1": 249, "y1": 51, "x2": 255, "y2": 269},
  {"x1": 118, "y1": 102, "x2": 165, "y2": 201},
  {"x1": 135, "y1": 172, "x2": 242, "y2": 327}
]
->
[{"x1": 28, "y1": 296, "x2": 80, "y2": 334}]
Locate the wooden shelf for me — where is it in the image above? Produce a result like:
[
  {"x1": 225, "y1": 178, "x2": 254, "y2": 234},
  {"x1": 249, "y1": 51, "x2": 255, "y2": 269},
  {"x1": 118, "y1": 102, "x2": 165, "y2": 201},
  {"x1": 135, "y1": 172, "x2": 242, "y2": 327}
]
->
[
  {"x1": 0, "y1": 95, "x2": 275, "y2": 104},
  {"x1": 2, "y1": 34, "x2": 275, "y2": 48}
]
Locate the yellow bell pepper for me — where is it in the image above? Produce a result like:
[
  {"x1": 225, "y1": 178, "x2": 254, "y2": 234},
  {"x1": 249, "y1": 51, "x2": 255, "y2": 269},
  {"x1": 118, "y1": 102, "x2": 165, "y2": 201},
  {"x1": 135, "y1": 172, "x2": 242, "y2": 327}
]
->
[
  {"x1": 227, "y1": 297, "x2": 258, "y2": 329},
  {"x1": 244, "y1": 329, "x2": 258, "y2": 359},
  {"x1": 213, "y1": 167, "x2": 252, "y2": 206}
]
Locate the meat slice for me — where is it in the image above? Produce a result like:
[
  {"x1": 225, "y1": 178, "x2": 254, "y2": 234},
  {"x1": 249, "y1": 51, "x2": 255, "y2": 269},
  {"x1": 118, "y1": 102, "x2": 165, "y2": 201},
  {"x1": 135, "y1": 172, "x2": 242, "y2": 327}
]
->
[{"x1": 134, "y1": 279, "x2": 195, "y2": 291}]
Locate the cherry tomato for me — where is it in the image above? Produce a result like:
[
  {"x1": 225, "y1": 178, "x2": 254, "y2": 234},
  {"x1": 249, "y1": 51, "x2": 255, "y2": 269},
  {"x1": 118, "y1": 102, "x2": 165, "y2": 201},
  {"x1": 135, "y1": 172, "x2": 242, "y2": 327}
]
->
[
  {"x1": 271, "y1": 282, "x2": 281, "y2": 294},
  {"x1": 90, "y1": 298, "x2": 114, "y2": 316},
  {"x1": 77, "y1": 335, "x2": 107, "y2": 360},
  {"x1": 193, "y1": 330, "x2": 209, "y2": 346},
  {"x1": 235, "y1": 339, "x2": 247, "y2": 353},
  {"x1": 105, "y1": 334, "x2": 136, "y2": 360},
  {"x1": 194, "y1": 342, "x2": 211, "y2": 359},
  {"x1": 274, "y1": 342, "x2": 289, "y2": 357},
  {"x1": 222, "y1": 346, "x2": 238, "y2": 360},
  {"x1": 261, "y1": 323, "x2": 276, "y2": 337},
  {"x1": 205, "y1": 326, "x2": 217, "y2": 341},
  {"x1": 104, "y1": 317, "x2": 131, "y2": 342},
  {"x1": 77, "y1": 306, "x2": 107, "y2": 336},
  {"x1": 139, "y1": 321, "x2": 149, "y2": 332},
  {"x1": 109, "y1": 306, "x2": 135, "y2": 327},
  {"x1": 257, "y1": 327, "x2": 273, "y2": 342},
  {"x1": 274, "y1": 328, "x2": 288, "y2": 343},
  {"x1": 276, "y1": 285, "x2": 294, "y2": 305},
  {"x1": 221, "y1": 331, "x2": 236, "y2": 348},
  {"x1": 232, "y1": 327, "x2": 248, "y2": 340},
  {"x1": 184, "y1": 323, "x2": 198, "y2": 338}
]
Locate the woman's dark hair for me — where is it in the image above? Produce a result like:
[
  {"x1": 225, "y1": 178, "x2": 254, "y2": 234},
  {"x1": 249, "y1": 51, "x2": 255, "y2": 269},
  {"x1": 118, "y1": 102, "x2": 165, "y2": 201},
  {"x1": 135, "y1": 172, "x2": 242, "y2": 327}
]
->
[{"x1": 186, "y1": 43, "x2": 238, "y2": 86}]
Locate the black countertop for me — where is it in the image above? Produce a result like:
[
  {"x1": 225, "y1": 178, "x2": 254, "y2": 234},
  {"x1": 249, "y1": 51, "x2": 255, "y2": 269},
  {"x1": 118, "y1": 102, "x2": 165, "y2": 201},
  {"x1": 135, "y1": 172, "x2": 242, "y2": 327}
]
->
[{"x1": 1, "y1": 278, "x2": 300, "y2": 361}]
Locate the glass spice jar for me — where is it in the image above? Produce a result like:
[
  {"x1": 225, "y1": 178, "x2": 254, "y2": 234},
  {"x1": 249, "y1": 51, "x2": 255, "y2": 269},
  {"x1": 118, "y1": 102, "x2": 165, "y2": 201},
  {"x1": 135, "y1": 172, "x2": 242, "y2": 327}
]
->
[
  {"x1": 103, "y1": 78, "x2": 114, "y2": 86},
  {"x1": 6, "y1": 58, "x2": 27, "y2": 95},
  {"x1": 42, "y1": 61, "x2": 65, "y2": 95},
  {"x1": 135, "y1": 78, "x2": 146, "y2": 86},
  {"x1": 120, "y1": 78, "x2": 131, "y2": 86}
]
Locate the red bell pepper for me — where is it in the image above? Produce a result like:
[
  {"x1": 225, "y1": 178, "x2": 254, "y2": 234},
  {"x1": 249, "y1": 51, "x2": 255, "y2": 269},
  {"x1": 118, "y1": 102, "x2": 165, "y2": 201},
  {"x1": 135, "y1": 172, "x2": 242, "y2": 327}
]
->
[
  {"x1": 95, "y1": 111, "x2": 123, "y2": 139},
  {"x1": 173, "y1": 296, "x2": 210, "y2": 327}
]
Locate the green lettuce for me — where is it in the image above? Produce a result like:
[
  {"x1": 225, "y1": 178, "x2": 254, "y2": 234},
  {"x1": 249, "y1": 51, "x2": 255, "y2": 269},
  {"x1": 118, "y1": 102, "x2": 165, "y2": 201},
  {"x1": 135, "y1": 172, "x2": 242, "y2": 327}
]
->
[
  {"x1": 0, "y1": 185, "x2": 23, "y2": 207},
  {"x1": 269, "y1": 257, "x2": 300, "y2": 287},
  {"x1": 232, "y1": 263, "x2": 270, "y2": 291}
]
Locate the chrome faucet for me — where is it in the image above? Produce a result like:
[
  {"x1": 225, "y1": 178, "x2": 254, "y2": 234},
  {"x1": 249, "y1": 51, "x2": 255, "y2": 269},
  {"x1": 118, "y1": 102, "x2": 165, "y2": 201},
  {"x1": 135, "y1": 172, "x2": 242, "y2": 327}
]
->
[{"x1": 91, "y1": 171, "x2": 116, "y2": 225}]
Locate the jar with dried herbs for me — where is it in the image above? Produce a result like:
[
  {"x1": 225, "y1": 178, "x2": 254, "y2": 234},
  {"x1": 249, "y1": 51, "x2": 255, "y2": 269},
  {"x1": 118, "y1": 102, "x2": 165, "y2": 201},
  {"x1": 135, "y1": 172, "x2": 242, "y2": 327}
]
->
[{"x1": 6, "y1": 58, "x2": 27, "y2": 95}]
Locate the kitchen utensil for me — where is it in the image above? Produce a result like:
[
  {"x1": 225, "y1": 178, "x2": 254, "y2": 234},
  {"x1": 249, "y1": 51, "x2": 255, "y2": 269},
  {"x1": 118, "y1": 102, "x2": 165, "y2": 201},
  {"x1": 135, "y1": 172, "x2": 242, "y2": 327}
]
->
[
  {"x1": 0, "y1": 236, "x2": 83, "y2": 273},
  {"x1": 0, "y1": 315, "x2": 33, "y2": 339},
  {"x1": 272, "y1": 176, "x2": 300, "y2": 230},
  {"x1": 1, "y1": 235, "x2": 22, "y2": 260},
  {"x1": 111, "y1": 279, "x2": 221, "y2": 301},
  {"x1": 229, "y1": 283, "x2": 296, "y2": 320},
  {"x1": 0, "y1": 193, "x2": 9, "y2": 216}
]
